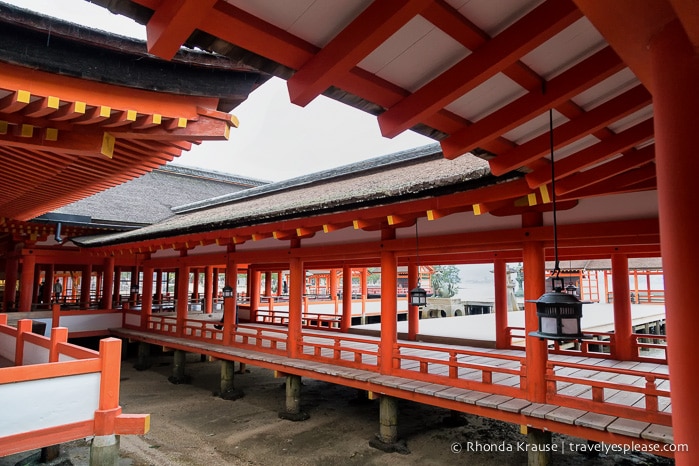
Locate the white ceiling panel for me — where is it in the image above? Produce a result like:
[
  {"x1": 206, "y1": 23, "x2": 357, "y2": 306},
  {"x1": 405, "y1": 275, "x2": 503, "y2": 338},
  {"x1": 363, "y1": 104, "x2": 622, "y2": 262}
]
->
[
  {"x1": 502, "y1": 109, "x2": 568, "y2": 145},
  {"x1": 445, "y1": 72, "x2": 526, "y2": 122},
  {"x1": 226, "y1": 0, "x2": 371, "y2": 47},
  {"x1": 552, "y1": 134, "x2": 600, "y2": 161},
  {"x1": 445, "y1": 0, "x2": 544, "y2": 36},
  {"x1": 571, "y1": 68, "x2": 640, "y2": 111},
  {"x1": 358, "y1": 16, "x2": 468, "y2": 92},
  {"x1": 520, "y1": 17, "x2": 606, "y2": 80},
  {"x1": 606, "y1": 105, "x2": 654, "y2": 133}
]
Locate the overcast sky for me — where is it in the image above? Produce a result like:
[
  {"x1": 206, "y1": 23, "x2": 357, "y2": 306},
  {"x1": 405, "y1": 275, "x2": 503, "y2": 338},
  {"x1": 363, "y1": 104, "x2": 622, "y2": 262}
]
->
[{"x1": 6, "y1": 0, "x2": 433, "y2": 181}]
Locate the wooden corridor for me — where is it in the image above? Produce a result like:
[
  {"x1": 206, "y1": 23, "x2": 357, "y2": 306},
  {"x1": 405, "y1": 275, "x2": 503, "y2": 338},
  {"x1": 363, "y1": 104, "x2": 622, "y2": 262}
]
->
[{"x1": 112, "y1": 311, "x2": 674, "y2": 457}]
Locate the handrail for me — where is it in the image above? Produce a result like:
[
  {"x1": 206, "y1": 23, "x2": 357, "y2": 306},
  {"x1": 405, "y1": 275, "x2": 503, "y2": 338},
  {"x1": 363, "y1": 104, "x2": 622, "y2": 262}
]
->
[
  {"x1": 0, "y1": 316, "x2": 149, "y2": 455},
  {"x1": 546, "y1": 360, "x2": 671, "y2": 426},
  {"x1": 391, "y1": 341, "x2": 526, "y2": 397}
]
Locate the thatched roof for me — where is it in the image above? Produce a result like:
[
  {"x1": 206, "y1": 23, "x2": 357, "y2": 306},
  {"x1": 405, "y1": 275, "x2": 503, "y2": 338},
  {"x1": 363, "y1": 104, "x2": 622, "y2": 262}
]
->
[
  {"x1": 54, "y1": 165, "x2": 269, "y2": 225},
  {"x1": 73, "y1": 144, "x2": 504, "y2": 247}
]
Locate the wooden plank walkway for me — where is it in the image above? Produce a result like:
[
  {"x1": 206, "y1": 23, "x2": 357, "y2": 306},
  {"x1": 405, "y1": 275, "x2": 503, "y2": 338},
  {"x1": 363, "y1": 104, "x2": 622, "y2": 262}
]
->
[{"x1": 111, "y1": 322, "x2": 674, "y2": 449}]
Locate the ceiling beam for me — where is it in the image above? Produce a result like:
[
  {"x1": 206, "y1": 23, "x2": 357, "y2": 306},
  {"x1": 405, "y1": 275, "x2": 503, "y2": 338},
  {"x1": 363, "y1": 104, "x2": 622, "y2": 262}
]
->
[
  {"x1": 378, "y1": 0, "x2": 580, "y2": 138},
  {"x1": 525, "y1": 118, "x2": 654, "y2": 188},
  {"x1": 555, "y1": 145, "x2": 655, "y2": 195},
  {"x1": 559, "y1": 165, "x2": 656, "y2": 200},
  {"x1": 287, "y1": 0, "x2": 432, "y2": 107},
  {"x1": 489, "y1": 85, "x2": 652, "y2": 175},
  {"x1": 440, "y1": 46, "x2": 624, "y2": 159},
  {"x1": 145, "y1": 0, "x2": 218, "y2": 60}
]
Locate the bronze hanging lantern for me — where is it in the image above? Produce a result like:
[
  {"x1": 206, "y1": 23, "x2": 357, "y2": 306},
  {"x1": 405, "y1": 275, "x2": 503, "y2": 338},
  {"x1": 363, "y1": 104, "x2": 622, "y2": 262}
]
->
[
  {"x1": 528, "y1": 109, "x2": 587, "y2": 341},
  {"x1": 410, "y1": 283, "x2": 428, "y2": 307},
  {"x1": 410, "y1": 221, "x2": 428, "y2": 308},
  {"x1": 529, "y1": 273, "x2": 587, "y2": 341},
  {"x1": 222, "y1": 285, "x2": 234, "y2": 298}
]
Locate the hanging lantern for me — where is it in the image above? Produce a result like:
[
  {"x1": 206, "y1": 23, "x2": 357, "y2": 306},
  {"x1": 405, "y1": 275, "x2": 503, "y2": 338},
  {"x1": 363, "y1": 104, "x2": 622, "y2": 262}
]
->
[
  {"x1": 222, "y1": 285, "x2": 234, "y2": 298},
  {"x1": 410, "y1": 283, "x2": 427, "y2": 307},
  {"x1": 529, "y1": 275, "x2": 587, "y2": 341},
  {"x1": 528, "y1": 109, "x2": 588, "y2": 341},
  {"x1": 410, "y1": 221, "x2": 428, "y2": 308}
]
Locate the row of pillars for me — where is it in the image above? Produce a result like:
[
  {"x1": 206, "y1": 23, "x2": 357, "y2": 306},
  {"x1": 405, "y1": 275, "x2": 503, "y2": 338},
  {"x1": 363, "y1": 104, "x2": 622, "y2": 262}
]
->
[{"x1": 136, "y1": 342, "x2": 558, "y2": 461}]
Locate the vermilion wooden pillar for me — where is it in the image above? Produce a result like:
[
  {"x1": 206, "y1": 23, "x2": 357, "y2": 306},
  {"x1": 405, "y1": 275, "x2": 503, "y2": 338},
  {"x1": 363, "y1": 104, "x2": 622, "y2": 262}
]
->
[
  {"x1": 379, "y1": 251, "x2": 398, "y2": 375},
  {"x1": 407, "y1": 262, "x2": 419, "y2": 341},
  {"x1": 112, "y1": 266, "x2": 121, "y2": 305},
  {"x1": 102, "y1": 257, "x2": 114, "y2": 310},
  {"x1": 224, "y1": 250, "x2": 237, "y2": 346},
  {"x1": 264, "y1": 271, "x2": 272, "y2": 298},
  {"x1": 155, "y1": 270, "x2": 163, "y2": 304},
  {"x1": 523, "y1": 213, "x2": 547, "y2": 403},
  {"x1": 176, "y1": 265, "x2": 190, "y2": 337},
  {"x1": 288, "y1": 257, "x2": 303, "y2": 358},
  {"x1": 360, "y1": 267, "x2": 368, "y2": 317},
  {"x1": 19, "y1": 252, "x2": 36, "y2": 312},
  {"x1": 4, "y1": 256, "x2": 18, "y2": 311},
  {"x1": 141, "y1": 265, "x2": 154, "y2": 329},
  {"x1": 204, "y1": 265, "x2": 214, "y2": 314},
  {"x1": 192, "y1": 268, "x2": 200, "y2": 300},
  {"x1": 650, "y1": 22, "x2": 699, "y2": 465},
  {"x1": 611, "y1": 254, "x2": 633, "y2": 360},
  {"x1": 80, "y1": 264, "x2": 92, "y2": 307},
  {"x1": 494, "y1": 259, "x2": 509, "y2": 349},
  {"x1": 250, "y1": 269, "x2": 261, "y2": 323},
  {"x1": 341, "y1": 266, "x2": 352, "y2": 332}
]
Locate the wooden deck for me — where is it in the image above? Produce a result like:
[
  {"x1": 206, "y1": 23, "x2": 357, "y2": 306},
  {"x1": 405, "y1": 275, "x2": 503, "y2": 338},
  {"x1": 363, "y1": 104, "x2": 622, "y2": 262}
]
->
[{"x1": 112, "y1": 313, "x2": 674, "y2": 454}]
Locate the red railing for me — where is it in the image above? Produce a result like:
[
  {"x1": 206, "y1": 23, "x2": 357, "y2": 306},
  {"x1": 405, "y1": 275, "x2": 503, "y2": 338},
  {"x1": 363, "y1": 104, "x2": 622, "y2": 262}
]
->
[
  {"x1": 633, "y1": 332, "x2": 667, "y2": 363},
  {"x1": 0, "y1": 315, "x2": 149, "y2": 456},
  {"x1": 299, "y1": 333, "x2": 379, "y2": 370},
  {"x1": 506, "y1": 326, "x2": 667, "y2": 364},
  {"x1": 393, "y1": 342, "x2": 526, "y2": 397},
  {"x1": 546, "y1": 360, "x2": 671, "y2": 426}
]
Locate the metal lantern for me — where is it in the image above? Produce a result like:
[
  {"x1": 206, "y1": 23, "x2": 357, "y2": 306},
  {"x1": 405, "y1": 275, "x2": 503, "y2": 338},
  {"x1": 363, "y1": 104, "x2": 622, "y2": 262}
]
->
[
  {"x1": 410, "y1": 284, "x2": 427, "y2": 307},
  {"x1": 529, "y1": 276, "x2": 586, "y2": 341},
  {"x1": 130, "y1": 284, "x2": 139, "y2": 295},
  {"x1": 222, "y1": 285, "x2": 234, "y2": 298}
]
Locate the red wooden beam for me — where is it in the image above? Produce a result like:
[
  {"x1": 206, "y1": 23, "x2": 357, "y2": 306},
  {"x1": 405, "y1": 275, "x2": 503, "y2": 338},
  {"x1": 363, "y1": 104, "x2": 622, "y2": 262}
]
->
[
  {"x1": 440, "y1": 46, "x2": 624, "y2": 159},
  {"x1": 489, "y1": 85, "x2": 652, "y2": 175},
  {"x1": 525, "y1": 118, "x2": 654, "y2": 188},
  {"x1": 145, "y1": 0, "x2": 218, "y2": 60},
  {"x1": 287, "y1": 0, "x2": 431, "y2": 107},
  {"x1": 559, "y1": 164, "x2": 656, "y2": 200},
  {"x1": 555, "y1": 145, "x2": 655, "y2": 195},
  {"x1": 378, "y1": 0, "x2": 580, "y2": 138}
]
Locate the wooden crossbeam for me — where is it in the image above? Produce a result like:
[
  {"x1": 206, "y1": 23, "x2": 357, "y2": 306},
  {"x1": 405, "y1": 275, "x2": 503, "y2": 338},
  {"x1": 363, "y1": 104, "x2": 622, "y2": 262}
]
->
[
  {"x1": 441, "y1": 47, "x2": 624, "y2": 158},
  {"x1": 378, "y1": 0, "x2": 580, "y2": 138},
  {"x1": 489, "y1": 85, "x2": 652, "y2": 176},
  {"x1": 525, "y1": 118, "x2": 654, "y2": 188}
]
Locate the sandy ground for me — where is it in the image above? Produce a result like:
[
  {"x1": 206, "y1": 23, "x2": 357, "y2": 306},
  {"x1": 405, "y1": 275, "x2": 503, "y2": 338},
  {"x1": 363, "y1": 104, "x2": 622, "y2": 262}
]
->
[{"x1": 3, "y1": 346, "x2": 674, "y2": 466}]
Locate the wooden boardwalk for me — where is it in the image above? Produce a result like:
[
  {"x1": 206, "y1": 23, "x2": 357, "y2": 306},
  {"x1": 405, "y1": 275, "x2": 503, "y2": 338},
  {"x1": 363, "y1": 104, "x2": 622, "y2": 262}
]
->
[{"x1": 112, "y1": 314, "x2": 674, "y2": 454}]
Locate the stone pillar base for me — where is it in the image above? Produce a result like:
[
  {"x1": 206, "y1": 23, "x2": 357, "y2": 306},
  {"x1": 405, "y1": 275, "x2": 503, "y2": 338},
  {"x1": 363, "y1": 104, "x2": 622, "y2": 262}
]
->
[{"x1": 90, "y1": 434, "x2": 120, "y2": 466}]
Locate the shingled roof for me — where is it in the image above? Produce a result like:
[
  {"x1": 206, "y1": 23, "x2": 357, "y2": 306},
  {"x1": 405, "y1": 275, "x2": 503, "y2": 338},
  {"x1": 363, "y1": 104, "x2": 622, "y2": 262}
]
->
[{"x1": 72, "y1": 144, "x2": 506, "y2": 247}]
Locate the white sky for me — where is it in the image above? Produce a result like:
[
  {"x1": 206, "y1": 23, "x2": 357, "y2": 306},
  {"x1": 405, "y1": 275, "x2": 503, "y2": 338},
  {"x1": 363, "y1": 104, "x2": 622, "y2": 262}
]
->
[{"x1": 5, "y1": 0, "x2": 433, "y2": 181}]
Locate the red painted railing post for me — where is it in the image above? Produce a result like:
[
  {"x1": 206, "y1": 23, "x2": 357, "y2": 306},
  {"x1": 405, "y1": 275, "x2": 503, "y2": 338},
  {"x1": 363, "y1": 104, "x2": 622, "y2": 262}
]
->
[
  {"x1": 15, "y1": 319, "x2": 32, "y2": 366},
  {"x1": 49, "y1": 327, "x2": 68, "y2": 362},
  {"x1": 51, "y1": 302, "x2": 61, "y2": 328},
  {"x1": 94, "y1": 337, "x2": 123, "y2": 436},
  {"x1": 545, "y1": 362, "x2": 557, "y2": 398},
  {"x1": 645, "y1": 375, "x2": 659, "y2": 412}
]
